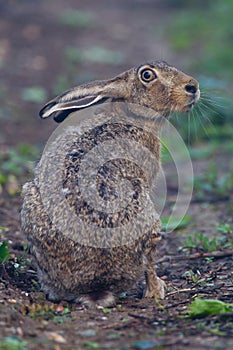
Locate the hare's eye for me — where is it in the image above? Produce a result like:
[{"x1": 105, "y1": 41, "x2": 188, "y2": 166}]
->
[{"x1": 140, "y1": 69, "x2": 157, "y2": 83}]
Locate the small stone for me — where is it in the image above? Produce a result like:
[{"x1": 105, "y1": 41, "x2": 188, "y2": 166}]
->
[
  {"x1": 46, "y1": 332, "x2": 67, "y2": 344},
  {"x1": 16, "y1": 327, "x2": 23, "y2": 337},
  {"x1": 8, "y1": 299, "x2": 17, "y2": 304}
]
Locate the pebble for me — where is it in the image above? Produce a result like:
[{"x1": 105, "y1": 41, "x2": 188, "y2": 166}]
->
[
  {"x1": 45, "y1": 332, "x2": 67, "y2": 344},
  {"x1": 8, "y1": 299, "x2": 17, "y2": 304},
  {"x1": 16, "y1": 327, "x2": 23, "y2": 337}
]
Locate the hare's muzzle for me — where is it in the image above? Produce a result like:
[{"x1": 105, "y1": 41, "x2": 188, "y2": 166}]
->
[
  {"x1": 183, "y1": 79, "x2": 200, "y2": 111},
  {"x1": 185, "y1": 83, "x2": 198, "y2": 95}
]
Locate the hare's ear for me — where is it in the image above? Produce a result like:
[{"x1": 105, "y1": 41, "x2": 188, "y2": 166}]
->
[{"x1": 39, "y1": 93, "x2": 106, "y2": 123}]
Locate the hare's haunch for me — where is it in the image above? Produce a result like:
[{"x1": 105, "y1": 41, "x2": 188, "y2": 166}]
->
[{"x1": 21, "y1": 61, "x2": 200, "y2": 307}]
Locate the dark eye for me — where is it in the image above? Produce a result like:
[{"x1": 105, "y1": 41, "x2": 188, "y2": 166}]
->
[{"x1": 140, "y1": 68, "x2": 157, "y2": 83}]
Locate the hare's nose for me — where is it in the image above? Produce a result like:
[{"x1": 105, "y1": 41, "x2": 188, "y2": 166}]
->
[{"x1": 185, "y1": 84, "x2": 197, "y2": 94}]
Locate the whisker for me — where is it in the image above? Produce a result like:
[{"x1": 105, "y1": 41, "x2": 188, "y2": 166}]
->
[
  {"x1": 196, "y1": 107, "x2": 214, "y2": 139},
  {"x1": 198, "y1": 101, "x2": 223, "y2": 122},
  {"x1": 188, "y1": 112, "x2": 191, "y2": 146},
  {"x1": 196, "y1": 105, "x2": 218, "y2": 137},
  {"x1": 200, "y1": 92, "x2": 226, "y2": 109},
  {"x1": 200, "y1": 98, "x2": 224, "y2": 112},
  {"x1": 198, "y1": 100, "x2": 219, "y2": 116},
  {"x1": 187, "y1": 108, "x2": 197, "y2": 144}
]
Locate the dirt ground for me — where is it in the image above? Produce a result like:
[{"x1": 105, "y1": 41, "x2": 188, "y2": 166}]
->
[{"x1": 0, "y1": 1, "x2": 232, "y2": 349}]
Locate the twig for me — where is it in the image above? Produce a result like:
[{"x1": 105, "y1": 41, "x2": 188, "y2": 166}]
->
[
  {"x1": 166, "y1": 288, "x2": 195, "y2": 296},
  {"x1": 128, "y1": 313, "x2": 150, "y2": 321},
  {"x1": 165, "y1": 299, "x2": 192, "y2": 309},
  {"x1": 157, "y1": 250, "x2": 233, "y2": 264}
]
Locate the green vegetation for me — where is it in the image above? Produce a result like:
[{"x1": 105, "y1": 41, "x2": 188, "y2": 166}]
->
[
  {"x1": 0, "y1": 144, "x2": 39, "y2": 194},
  {"x1": 182, "y1": 269, "x2": 203, "y2": 284},
  {"x1": 0, "y1": 337, "x2": 27, "y2": 350},
  {"x1": 187, "y1": 298, "x2": 233, "y2": 318},
  {"x1": 180, "y1": 222, "x2": 233, "y2": 254},
  {"x1": 102, "y1": 308, "x2": 112, "y2": 314},
  {"x1": 161, "y1": 215, "x2": 191, "y2": 232},
  {"x1": 181, "y1": 232, "x2": 220, "y2": 253},
  {"x1": 217, "y1": 223, "x2": 232, "y2": 235},
  {"x1": 0, "y1": 240, "x2": 10, "y2": 263},
  {"x1": 168, "y1": 0, "x2": 233, "y2": 82},
  {"x1": 193, "y1": 161, "x2": 233, "y2": 201}
]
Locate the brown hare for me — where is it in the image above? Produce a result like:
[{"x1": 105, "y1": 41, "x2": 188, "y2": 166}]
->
[{"x1": 21, "y1": 61, "x2": 200, "y2": 307}]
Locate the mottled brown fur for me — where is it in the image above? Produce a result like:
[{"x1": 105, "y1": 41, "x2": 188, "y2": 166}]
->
[{"x1": 21, "y1": 61, "x2": 199, "y2": 307}]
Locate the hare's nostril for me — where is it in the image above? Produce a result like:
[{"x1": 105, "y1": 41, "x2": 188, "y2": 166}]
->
[{"x1": 185, "y1": 84, "x2": 197, "y2": 94}]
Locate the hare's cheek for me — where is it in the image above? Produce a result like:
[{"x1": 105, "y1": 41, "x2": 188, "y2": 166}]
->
[
  {"x1": 149, "y1": 85, "x2": 168, "y2": 108},
  {"x1": 171, "y1": 87, "x2": 194, "y2": 112}
]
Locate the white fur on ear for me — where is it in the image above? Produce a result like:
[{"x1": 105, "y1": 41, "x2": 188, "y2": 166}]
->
[{"x1": 40, "y1": 94, "x2": 105, "y2": 119}]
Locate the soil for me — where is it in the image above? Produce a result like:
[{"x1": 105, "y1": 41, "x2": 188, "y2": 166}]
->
[{"x1": 0, "y1": 1, "x2": 232, "y2": 349}]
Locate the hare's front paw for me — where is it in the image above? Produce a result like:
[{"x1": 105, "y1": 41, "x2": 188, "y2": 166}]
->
[{"x1": 144, "y1": 275, "x2": 166, "y2": 299}]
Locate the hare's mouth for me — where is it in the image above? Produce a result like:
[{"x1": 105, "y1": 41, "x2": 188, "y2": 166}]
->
[
  {"x1": 187, "y1": 102, "x2": 195, "y2": 110},
  {"x1": 181, "y1": 102, "x2": 195, "y2": 113},
  {"x1": 185, "y1": 96, "x2": 199, "y2": 111},
  {"x1": 185, "y1": 90, "x2": 200, "y2": 111}
]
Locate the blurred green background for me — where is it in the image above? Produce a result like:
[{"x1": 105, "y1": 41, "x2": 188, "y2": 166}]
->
[{"x1": 0, "y1": 0, "x2": 232, "y2": 195}]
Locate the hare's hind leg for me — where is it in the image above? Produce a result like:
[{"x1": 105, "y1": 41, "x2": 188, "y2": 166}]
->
[
  {"x1": 142, "y1": 231, "x2": 166, "y2": 299},
  {"x1": 143, "y1": 265, "x2": 166, "y2": 299}
]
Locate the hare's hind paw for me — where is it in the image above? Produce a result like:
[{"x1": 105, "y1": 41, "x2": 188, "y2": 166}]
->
[
  {"x1": 77, "y1": 291, "x2": 116, "y2": 308},
  {"x1": 144, "y1": 275, "x2": 166, "y2": 299}
]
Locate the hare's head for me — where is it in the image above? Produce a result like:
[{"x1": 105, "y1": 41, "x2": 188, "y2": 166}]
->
[{"x1": 40, "y1": 61, "x2": 200, "y2": 122}]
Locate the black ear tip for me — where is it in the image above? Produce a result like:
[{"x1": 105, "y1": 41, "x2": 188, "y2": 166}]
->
[
  {"x1": 53, "y1": 110, "x2": 73, "y2": 123},
  {"x1": 39, "y1": 102, "x2": 57, "y2": 119},
  {"x1": 39, "y1": 107, "x2": 45, "y2": 118}
]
